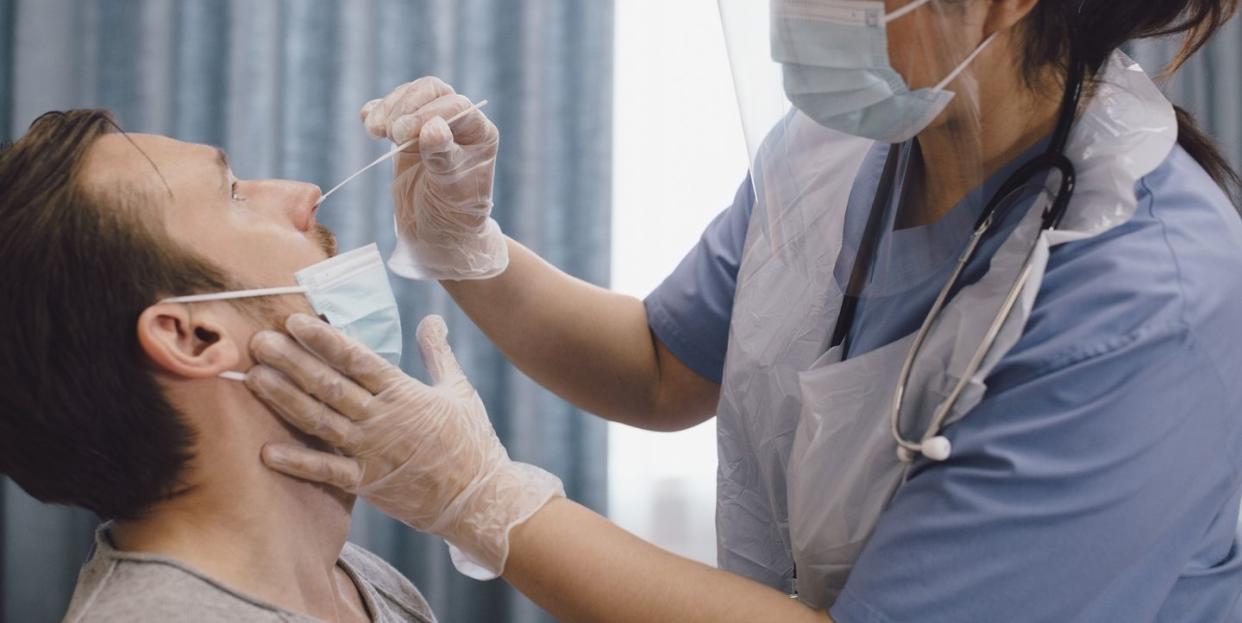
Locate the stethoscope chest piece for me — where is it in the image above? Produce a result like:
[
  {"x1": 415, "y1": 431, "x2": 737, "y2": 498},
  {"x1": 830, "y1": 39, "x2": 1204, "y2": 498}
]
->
[
  {"x1": 897, "y1": 435, "x2": 952, "y2": 463},
  {"x1": 884, "y1": 54, "x2": 1086, "y2": 465}
]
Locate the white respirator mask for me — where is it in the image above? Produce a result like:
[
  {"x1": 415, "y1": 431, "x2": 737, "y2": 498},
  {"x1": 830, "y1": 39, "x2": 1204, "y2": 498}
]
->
[
  {"x1": 772, "y1": 0, "x2": 997, "y2": 144},
  {"x1": 163, "y1": 243, "x2": 403, "y2": 380}
]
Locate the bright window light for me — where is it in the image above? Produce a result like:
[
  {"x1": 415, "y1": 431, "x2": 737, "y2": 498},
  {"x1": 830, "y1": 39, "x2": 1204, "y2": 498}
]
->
[{"x1": 609, "y1": 0, "x2": 749, "y2": 566}]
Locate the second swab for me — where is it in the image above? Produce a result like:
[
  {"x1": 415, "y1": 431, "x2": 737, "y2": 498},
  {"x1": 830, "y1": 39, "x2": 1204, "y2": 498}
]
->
[{"x1": 316, "y1": 99, "x2": 489, "y2": 207}]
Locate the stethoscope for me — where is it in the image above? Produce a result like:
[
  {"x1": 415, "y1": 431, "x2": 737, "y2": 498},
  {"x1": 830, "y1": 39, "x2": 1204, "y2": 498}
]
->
[{"x1": 828, "y1": 49, "x2": 1087, "y2": 464}]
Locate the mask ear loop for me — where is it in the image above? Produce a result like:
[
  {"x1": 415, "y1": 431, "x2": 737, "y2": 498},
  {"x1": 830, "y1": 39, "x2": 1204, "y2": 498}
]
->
[
  {"x1": 932, "y1": 31, "x2": 999, "y2": 92},
  {"x1": 162, "y1": 286, "x2": 312, "y2": 382},
  {"x1": 882, "y1": 0, "x2": 936, "y2": 24},
  {"x1": 161, "y1": 285, "x2": 309, "y2": 305}
]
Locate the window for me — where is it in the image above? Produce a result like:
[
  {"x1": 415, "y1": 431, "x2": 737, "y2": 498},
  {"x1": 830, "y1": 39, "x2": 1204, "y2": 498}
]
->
[{"x1": 609, "y1": 0, "x2": 749, "y2": 566}]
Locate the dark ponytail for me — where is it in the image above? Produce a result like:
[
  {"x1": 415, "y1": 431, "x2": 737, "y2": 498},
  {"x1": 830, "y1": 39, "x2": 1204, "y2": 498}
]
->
[
  {"x1": 1019, "y1": 0, "x2": 1241, "y2": 202},
  {"x1": 1173, "y1": 105, "x2": 1242, "y2": 199}
]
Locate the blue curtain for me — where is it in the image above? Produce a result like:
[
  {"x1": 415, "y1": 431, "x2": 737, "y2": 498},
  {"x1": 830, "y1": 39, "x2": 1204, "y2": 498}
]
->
[
  {"x1": 0, "y1": 1, "x2": 612, "y2": 621},
  {"x1": 1130, "y1": 16, "x2": 1242, "y2": 171}
]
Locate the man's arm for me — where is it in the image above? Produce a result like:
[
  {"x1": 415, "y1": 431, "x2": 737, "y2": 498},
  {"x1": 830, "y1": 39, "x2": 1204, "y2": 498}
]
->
[
  {"x1": 505, "y1": 497, "x2": 833, "y2": 623},
  {"x1": 441, "y1": 238, "x2": 720, "y2": 432}
]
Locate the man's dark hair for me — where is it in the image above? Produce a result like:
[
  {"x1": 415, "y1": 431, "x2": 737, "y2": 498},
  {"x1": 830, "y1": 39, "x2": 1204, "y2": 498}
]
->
[{"x1": 0, "y1": 110, "x2": 229, "y2": 520}]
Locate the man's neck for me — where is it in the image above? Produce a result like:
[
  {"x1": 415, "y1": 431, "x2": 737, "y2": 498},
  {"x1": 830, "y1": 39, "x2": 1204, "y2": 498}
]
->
[{"x1": 110, "y1": 390, "x2": 364, "y2": 621}]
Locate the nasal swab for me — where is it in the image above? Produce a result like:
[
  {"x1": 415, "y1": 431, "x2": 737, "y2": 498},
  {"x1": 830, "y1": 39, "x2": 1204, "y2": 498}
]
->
[{"x1": 316, "y1": 99, "x2": 490, "y2": 207}]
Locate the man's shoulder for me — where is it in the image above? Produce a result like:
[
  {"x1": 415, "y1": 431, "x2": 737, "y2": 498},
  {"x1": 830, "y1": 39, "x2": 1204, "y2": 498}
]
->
[
  {"x1": 64, "y1": 555, "x2": 283, "y2": 623},
  {"x1": 340, "y1": 541, "x2": 436, "y2": 622},
  {"x1": 63, "y1": 525, "x2": 435, "y2": 623}
]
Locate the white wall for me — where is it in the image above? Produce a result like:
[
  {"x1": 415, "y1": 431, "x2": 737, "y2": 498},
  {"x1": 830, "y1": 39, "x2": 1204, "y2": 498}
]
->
[{"x1": 609, "y1": 0, "x2": 749, "y2": 565}]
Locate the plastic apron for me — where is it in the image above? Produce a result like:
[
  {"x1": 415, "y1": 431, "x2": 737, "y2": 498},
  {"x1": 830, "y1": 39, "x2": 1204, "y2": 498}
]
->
[{"x1": 713, "y1": 51, "x2": 1178, "y2": 610}]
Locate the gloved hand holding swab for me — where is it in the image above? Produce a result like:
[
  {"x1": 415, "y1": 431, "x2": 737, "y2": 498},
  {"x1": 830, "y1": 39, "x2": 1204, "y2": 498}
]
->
[{"x1": 316, "y1": 99, "x2": 489, "y2": 207}]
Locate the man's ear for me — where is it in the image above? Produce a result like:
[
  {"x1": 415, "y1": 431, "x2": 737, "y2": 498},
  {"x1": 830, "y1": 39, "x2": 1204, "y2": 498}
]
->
[{"x1": 137, "y1": 303, "x2": 242, "y2": 379}]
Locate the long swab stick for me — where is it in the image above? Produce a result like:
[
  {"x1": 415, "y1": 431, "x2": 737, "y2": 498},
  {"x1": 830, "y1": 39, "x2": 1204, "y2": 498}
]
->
[{"x1": 316, "y1": 99, "x2": 489, "y2": 207}]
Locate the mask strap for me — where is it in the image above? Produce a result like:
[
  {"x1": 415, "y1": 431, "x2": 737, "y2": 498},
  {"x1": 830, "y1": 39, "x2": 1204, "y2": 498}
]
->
[
  {"x1": 933, "y1": 32, "x2": 999, "y2": 92},
  {"x1": 162, "y1": 285, "x2": 309, "y2": 305},
  {"x1": 163, "y1": 286, "x2": 311, "y2": 382},
  {"x1": 883, "y1": 0, "x2": 935, "y2": 25}
]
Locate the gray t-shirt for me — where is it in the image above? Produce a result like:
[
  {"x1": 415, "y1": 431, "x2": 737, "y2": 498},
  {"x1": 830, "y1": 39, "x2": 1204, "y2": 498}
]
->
[{"x1": 61, "y1": 524, "x2": 437, "y2": 623}]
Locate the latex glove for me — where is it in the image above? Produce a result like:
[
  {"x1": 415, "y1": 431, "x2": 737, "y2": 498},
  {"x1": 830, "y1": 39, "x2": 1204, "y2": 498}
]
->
[
  {"x1": 245, "y1": 313, "x2": 563, "y2": 579},
  {"x1": 361, "y1": 76, "x2": 508, "y2": 281}
]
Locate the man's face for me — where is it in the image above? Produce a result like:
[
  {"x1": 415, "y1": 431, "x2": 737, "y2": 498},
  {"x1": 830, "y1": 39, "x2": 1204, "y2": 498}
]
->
[
  {"x1": 81, "y1": 133, "x2": 336, "y2": 296},
  {"x1": 78, "y1": 132, "x2": 350, "y2": 493}
]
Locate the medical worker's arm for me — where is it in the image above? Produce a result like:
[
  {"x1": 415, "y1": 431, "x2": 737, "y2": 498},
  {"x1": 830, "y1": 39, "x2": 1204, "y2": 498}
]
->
[
  {"x1": 504, "y1": 497, "x2": 831, "y2": 623},
  {"x1": 441, "y1": 241, "x2": 720, "y2": 432},
  {"x1": 247, "y1": 315, "x2": 829, "y2": 623},
  {"x1": 363, "y1": 77, "x2": 719, "y2": 431}
]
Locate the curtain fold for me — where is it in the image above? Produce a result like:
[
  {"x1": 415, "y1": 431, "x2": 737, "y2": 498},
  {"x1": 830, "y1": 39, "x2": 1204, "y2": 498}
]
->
[{"x1": 0, "y1": 1, "x2": 612, "y2": 621}]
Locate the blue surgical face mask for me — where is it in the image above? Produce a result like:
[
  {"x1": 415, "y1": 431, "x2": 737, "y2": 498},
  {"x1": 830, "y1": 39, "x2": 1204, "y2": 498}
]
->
[
  {"x1": 163, "y1": 243, "x2": 403, "y2": 378},
  {"x1": 771, "y1": 0, "x2": 996, "y2": 143}
]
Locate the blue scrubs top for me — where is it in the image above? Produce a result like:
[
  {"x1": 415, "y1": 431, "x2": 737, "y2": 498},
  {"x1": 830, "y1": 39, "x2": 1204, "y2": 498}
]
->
[{"x1": 644, "y1": 141, "x2": 1242, "y2": 621}]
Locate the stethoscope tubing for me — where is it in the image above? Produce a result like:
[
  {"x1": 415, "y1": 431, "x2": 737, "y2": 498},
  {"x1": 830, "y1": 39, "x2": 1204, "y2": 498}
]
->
[
  {"x1": 889, "y1": 57, "x2": 1085, "y2": 461},
  {"x1": 890, "y1": 221, "x2": 1041, "y2": 462}
]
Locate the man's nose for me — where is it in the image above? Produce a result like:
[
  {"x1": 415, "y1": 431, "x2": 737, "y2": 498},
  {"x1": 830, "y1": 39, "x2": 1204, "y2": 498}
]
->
[{"x1": 250, "y1": 180, "x2": 323, "y2": 231}]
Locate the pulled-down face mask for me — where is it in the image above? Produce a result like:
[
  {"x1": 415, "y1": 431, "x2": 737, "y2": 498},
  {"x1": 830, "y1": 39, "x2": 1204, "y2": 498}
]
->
[{"x1": 162, "y1": 243, "x2": 403, "y2": 378}]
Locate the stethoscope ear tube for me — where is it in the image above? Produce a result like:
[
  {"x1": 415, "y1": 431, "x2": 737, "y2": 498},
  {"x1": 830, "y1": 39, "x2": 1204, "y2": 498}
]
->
[
  {"x1": 890, "y1": 46, "x2": 1088, "y2": 464},
  {"x1": 1040, "y1": 44, "x2": 1087, "y2": 231},
  {"x1": 1041, "y1": 155, "x2": 1076, "y2": 230}
]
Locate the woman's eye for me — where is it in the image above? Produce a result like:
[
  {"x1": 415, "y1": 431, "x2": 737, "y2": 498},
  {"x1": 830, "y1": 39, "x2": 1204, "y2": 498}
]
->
[{"x1": 231, "y1": 181, "x2": 245, "y2": 202}]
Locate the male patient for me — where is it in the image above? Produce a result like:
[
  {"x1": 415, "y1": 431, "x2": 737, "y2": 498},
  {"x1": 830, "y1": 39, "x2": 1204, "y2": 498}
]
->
[{"x1": 0, "y1": 110, "x2": 436, "y2": 623}]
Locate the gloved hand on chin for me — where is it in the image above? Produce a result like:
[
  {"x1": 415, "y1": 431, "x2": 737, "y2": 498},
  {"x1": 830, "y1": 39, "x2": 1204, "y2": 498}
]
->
[{"x1": 245, "y1": 313, "x2": 563, "y2": 579}]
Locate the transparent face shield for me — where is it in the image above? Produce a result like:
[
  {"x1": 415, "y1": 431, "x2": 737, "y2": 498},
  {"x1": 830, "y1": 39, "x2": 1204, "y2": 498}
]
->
[
  {"x1": 717, "y1": 0, "x2": 996, "y2": 259},
  {"x1": 718, "y1": 0, "x2": 790, "y2": 168},
  {"x1": 718, "y1": 0, "x2": 997, "y2": 155}
]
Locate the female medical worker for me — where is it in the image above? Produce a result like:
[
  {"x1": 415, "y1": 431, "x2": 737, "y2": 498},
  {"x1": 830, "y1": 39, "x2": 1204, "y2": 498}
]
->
[{"x1": 244, "y1": 0, "x2": 1242, "y2": 620}]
